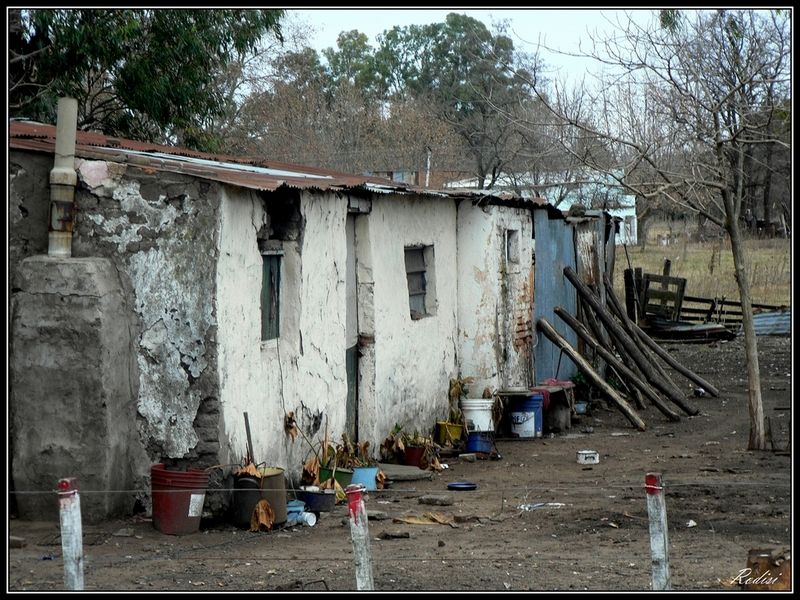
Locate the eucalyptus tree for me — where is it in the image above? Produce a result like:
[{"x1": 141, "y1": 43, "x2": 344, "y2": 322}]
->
[{"x1": 374, "y1": 13, "x2": 540, "y2": 189}]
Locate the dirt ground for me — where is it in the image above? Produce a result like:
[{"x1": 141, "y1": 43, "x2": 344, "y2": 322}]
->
[{"x1": 7, "y1": 335, "x2": 792, "y2": 592}]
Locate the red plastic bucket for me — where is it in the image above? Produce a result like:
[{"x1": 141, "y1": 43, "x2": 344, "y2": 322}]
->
[{"x1": 151, "y1": 464, "x2": 209, "y2": 535}]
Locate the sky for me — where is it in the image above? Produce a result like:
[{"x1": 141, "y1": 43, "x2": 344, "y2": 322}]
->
[{"x1": 288, "y1": 8, "x2": 658, "y2": 82}]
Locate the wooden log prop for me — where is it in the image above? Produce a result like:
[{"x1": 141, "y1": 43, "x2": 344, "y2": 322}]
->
[
  {"x1": 604, "y1": 275, "x2": 686, "y2": 399},
  {"x1": 563, "y1": 266, "x2": 699, "y2": 416},
  {"x1": 603, "y1": 273, "x2": 721, "y2": 397},
  {"x1": 537, "y1": 317, "x2": 646, "y2": 431},
  {"x1": 555, "y1": 307, "x2": 681, "y2": 422}
]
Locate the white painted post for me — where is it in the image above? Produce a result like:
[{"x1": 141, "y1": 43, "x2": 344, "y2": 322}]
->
[
  {"x1": 645, "y1": 472, "x2": 671, "y2": 590},
  {"x1": 57, "y1": 477, "x2": 84, "y2": 590},
  {"x1": 345, "y1": 483, "x2": 374, "y2": 590}
]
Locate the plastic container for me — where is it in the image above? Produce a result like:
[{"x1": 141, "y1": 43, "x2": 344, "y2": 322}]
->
[
  {"x1": 403, "y1": 446, "x2": 426, "y2": 468},
  {"x1": 285, "y1": 499, "x2": 317, "y2": 526},
  {"x1": 150, "y1": 463, "x2": 209, "y2": 535},
  {"x1": 510, "y1": 394, "x2": 543, "y2": 438},
  {"x1": 350, "y1": 466, "x2": 379, "y2": 491},
  {"x1": 465, "y1": 431, "x2": 494, "y2": 453},
  {"x1": 232, "y1": 468, "x2": 288, "y2": 528},
  {"x1": 296, "y1": 488, "x2": 336, "y2": 513},
  {"x1": 436, "y1": 421, "x2": 464, "y2": 445},
  {"x1": 319, "y1": 466, "x2": 353, "y2": 488},
  {"x1": 577, "y1": 450, "x2": 599, "y2": 465},
  {"x1": 461, "y1": 399, "x2": 495, "y2": 432}
]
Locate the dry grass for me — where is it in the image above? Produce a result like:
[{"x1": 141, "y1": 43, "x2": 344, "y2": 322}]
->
[{"x1": 614, "y1": 221, "x2": 792, "y2": 307}]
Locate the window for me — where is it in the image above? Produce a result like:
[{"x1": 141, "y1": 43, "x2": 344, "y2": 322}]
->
[
  {"x1": 404, "y1": 245, "x2": 435, "y2": 319},
  {"x1": 506, "y1": 229, "x2": 520, "y2": 264},
  {"x1": 261, "y1": 250, "x2": 282, "y2": 340}
]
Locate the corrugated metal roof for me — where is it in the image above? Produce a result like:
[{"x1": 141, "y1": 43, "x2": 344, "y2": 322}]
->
[
  {"x1": 9, "y1": 120, "x2": 558, "y2": 213},
  {"x1": 749, "y1": 309, "x2": 791, "y2": 336}
]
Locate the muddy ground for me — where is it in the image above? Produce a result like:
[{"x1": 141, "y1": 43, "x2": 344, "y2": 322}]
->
[{"x1": 7, "y1": 335, "x2": 792, "y2": 592}]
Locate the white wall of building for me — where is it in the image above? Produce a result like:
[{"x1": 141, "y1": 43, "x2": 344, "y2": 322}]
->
[
  {"x1": 456, "y1": 203, "x2": 534, "y2": 395},
  {"x1": 216, "y1": 188, "x2": 349, "y2": 475},
  {"x1": 608, "y1": 206, "x2": 638, "y2": 245},
  {"x1": 357, "y1": 195, "x2": 460, "y2": 445}
]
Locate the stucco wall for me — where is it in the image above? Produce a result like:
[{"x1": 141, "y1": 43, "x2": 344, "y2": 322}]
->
[
  {"x1": 457, "y1": 203, "x2": 534, "y2": 394},
  {"x1": 68, "y1": 160, "x2": 222, "y2": 479},
  {"x1": 357, "y1": 195, "x2": 459, "y2": 445},
  {"x1": 8, "y1": 153, "x2": 52, "y2": 296},
  {"x1": 10, "y1": 256, "x2": 137, "y2": 521},
  {"x1": 216, "y1": 189, "x2": 349, "y2": 476}
]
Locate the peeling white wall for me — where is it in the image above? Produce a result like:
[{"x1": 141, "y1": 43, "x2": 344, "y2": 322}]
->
[
  {"x1": 74, "y1": 159, "x2": 217, "y2": 460},
  {"x1": 216, "y1": 189, "x2": 348, "y2": 474},
  {"x1": 457, "y1": 203, "x2": 534, "y2": 394},
  {"x1": 357, "y1": 195, "x2": 459, "y2": 445}
]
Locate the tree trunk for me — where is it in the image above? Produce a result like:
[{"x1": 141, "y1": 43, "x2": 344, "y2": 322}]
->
[
  {"x1": 761, "y1": 142, "x2": 774, "y2": 226},
  {"x1": 723, "y1": 131, "x2": 767, "y2": 450},
  {"x1": 727, "y1": 219, "x2": 766, "y2": 450}
]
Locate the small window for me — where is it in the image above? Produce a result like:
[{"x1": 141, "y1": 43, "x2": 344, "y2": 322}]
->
[
  {"x1": 404, "y1": 245, "x2": 435, "y2": 320},
  {"x1": 506, "y1": 229, "x2": 520, "y2": 264},
  {"x1": 261, "y1": 251, "x2": 282, "y2": 340}
]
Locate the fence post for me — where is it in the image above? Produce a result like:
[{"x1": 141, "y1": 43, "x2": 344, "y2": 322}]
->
[
  {"x1": 645, "y1": 472, "x2": 671, "y2": 590},
  {"x1": 345, "y1": 484, "x2": 374, "y2": 591},
  {"x1": 57, "y1": 477, "x2": 84, "y2": 591}
]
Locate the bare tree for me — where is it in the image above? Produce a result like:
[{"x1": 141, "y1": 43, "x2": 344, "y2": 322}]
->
[{"x1": 506, "y1": 9, "x2": 790, "y2": 450}]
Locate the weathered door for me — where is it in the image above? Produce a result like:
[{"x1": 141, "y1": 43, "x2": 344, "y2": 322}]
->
[{"x1": 345, "y1": 214, "x2": 358, "y2": 441}]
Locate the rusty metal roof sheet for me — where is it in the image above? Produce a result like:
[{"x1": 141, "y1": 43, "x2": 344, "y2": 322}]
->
[{"x1": 9, "y1": 120, "x2": 557, "y2": 213}]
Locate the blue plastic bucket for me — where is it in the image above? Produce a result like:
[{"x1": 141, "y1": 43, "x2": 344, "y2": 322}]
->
[
  {"x1": 350, "y1": 466, "x2": 379, "y2": 491},
  {"x1": 465, "y1": 431, "x2": 494, "y2": 453},
  {"x1": 511, "y1": 393, "x2": 543, "y2": 438}
]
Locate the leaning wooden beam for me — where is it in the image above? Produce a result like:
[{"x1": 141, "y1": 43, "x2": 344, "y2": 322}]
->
[
  {"x1": 603, "y1": 273, "x2": 721, "y2": 397},
  {"x1": 564, "y1": 266, "x2": 699, "y2": 416},
  {"x1": 582, "y1": 296, "x2": 650, "y2": 409},
  {"x1": 537, "y1": 317, "x2": 647, "y2": 431},
  {"x1": 555, "y1": 307, "x2": 681, "y2": 422},
  {"x1": 604, "y1": 274, "x2": 686, "y2": 399}
]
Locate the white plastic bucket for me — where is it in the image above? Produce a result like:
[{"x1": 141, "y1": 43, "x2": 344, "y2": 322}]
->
[
  {"x1": 510, "y1": 394, "x2": 543, "y2": 439},
  {"x1": 511, "y1": 411, "x2": 537, "y2": 438},
  {"x1": 461, "y1": 399, "x2": 494, "y2": 432}
]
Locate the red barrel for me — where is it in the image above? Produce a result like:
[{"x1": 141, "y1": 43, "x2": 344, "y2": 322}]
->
[{"x1": 151, "y1": 464, "x2": 209, "y2": 535}]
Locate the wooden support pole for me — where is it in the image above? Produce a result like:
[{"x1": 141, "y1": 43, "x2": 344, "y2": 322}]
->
[
  {"x1": 244, "y1": 412, "x2": 255, "y2": 465},
  {"x1": 57, "y1": 477, "x2": 84, "y2": 591},
  {"x1": 604, "y1": 274, "x2": 686, "y2": 399},
  {"x1": 660, "y1": 259, "x2": 672, "y2": 310},
  {"x1": 537, "y1": 317, "x2": 646, "y2": 431},
  {"x1": 645, "y1": 473, "x2": 671, "y2": 591},
  {"x1": 555, "y1": 307, "x2": 681, "y2": 422},
  {"x1": 603, "y1": 273, "x2": 720, "y2": 397},
  {"x1": 346, "y1": 484, "x2": 375, "y2": 590},
  {"x1": 564, "y1": 267, "x2": 698, "y2": 416},
  {"x1": 624, "y1": 268, "x2": 639, "y2": 322}
]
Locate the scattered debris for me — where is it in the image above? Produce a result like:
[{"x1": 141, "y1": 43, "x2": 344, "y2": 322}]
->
[
  {"x1": 418, "y1": 494, "x2": 454, "y2": 506},
  {"x1": 112, "y1": 528, "x2": 135, "y2": 537},
  {"x1": 249, "y1": 499, "x2": 275, "y2": 532},
  {"x1": 378, "y1": 531, "x2": 410, "y2": 540},
  {"x1": 392, "y1": 512, "x2": 455, "y2": 526},
  {"x1": 459, "y1": 453, "x2": 477, "y2": 463},
  {"x1": 9, "y1": 536, "x2": 26, "y2": 548},
  {"x1": 687, "y1": 520, "x2": 697, "y2": 528}
]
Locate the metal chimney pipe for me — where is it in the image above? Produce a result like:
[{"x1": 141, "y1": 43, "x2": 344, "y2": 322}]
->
[{"x1": 48, "y1": 97, "x2": 79, "y2": 257}]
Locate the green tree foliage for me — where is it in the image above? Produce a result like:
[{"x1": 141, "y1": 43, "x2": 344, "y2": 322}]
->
[
  {"x1": 9, "y1": 8, "x2": 284, "y2": 149},
  {"x1": 323, "y1": 30, "x2": 380, "y2": 97},
  {"x1": 372, "y1": 14, "x2": 538, "y2": 188}
]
